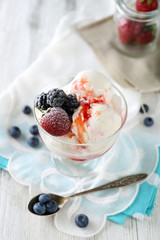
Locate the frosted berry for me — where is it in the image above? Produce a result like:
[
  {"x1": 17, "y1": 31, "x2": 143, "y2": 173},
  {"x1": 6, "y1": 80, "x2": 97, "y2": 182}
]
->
[
  {"x1": 40, "y1": 107, "x2": 71, "y2": 136},
  {"x1": 46, "y1": 89, "x2": 67, "y2": 108},
  {"x1": 35, "y1": 92, "x2": 50, "y2": 110},
  {"x1": 63, "y1": 94, "x2": 80, "y2": 114},
  {"x1": 35, "y1": 88, "x2": 79, "y2": 114}
]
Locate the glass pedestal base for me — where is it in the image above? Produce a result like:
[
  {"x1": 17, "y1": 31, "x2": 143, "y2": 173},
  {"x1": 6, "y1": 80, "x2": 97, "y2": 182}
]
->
[{"x1": 51, "y1": 147, "x2": 115, "y2": 178}]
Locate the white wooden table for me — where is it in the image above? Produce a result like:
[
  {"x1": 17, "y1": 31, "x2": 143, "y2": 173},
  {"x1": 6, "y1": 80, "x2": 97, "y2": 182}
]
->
[{"x1": 0, "y1": 0, "x2": 160, "y2": 239}]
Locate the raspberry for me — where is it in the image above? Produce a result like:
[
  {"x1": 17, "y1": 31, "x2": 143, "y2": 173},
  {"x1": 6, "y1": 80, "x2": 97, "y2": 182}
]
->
[
  {"x1": 136, "y1": 30, "x2": 155, "y2": 44},
  {"x1": 118, "y1": 17, "x2": 134, "y2": 44},
  {"x1": 136, "y1": 0, "x2": 158, "y2": 12},
  {"x1": 63, "y1": 94, "x2": 80, "y2": 114},
  {"x1": 46, "y1": 89, "x2": 67, "y2": 108},
  {"x1": 35, "y1": 92, "x2": 50, "y2": 110},
  {"x1": 40, "y1": 107, "x2": 71, "y2": 136},
  {"x1": 118, "y1": 17, "x2": 143, "y2": 44}
]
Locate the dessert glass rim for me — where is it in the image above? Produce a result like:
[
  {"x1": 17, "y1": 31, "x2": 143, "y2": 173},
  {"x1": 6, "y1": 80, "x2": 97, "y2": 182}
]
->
[
  {"x1": 34, "y1": 83, "x2": 128, "y2": 147},
  {"x1": 115, "y1": 0, "x2": 160, "y2": 21}
]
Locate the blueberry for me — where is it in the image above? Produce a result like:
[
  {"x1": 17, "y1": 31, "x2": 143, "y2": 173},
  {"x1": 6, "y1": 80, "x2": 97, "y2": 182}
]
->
[
  {"x1": 38, "y1": 193, "x2": 52, "y2": 203},
  {"x1": 46, "y1": 200, "x2": 58, "y2": 213},
  {"x1": 30, "y1": 125, "x2": 39, "y2": 135},
  {"x1": 27, "y1": 136, "x2": 39, "y2": 147},
  {"x1": 144, "y1": 117, "x2": 154, "y2": 127},
  {"x1": 75, "y1": 214, "x2": 89, "y2": 228},
  {"x1": 9, "y1": 126, "x2": 21, "y2": 138},
  {"x1": 22, "y1": 105, "x2": 32, "y2": 114},
  {"x1": 33, "y1": 202, "x2": 46, "y2": 215},
  {"x1": 139, "y1": 104, "x2": 149, "y2": 114}
]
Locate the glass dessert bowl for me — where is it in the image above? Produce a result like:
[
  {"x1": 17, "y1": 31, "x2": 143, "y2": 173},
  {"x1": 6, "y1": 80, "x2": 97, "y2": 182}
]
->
[{"x1": 34, "y1": 70, "x2": 127, "y2": 177}]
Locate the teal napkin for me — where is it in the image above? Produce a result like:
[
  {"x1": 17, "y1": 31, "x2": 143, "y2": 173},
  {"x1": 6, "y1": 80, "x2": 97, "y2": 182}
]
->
[
  {"x1": 1, "y1": 147, "x2": 160, "y2": 224},
  {"x1": 108, "y1": 147, "x2": 160, "y2": 223}
]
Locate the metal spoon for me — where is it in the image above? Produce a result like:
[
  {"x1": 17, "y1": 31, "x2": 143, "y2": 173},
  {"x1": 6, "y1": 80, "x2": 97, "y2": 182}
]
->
[{"x1": 28, "y1": 173, "x2": 147, "y2": 216}]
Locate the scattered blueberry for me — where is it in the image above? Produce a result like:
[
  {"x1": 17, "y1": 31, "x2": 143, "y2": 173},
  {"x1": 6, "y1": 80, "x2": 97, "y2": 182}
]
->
[
  {"x1": 75, "y1": 214, "x2": 89, "y2": 228},
  {"x1": 38, "y1": 193, "x2": 52, "y2": 204},
  {"x1": 9, "y1": 126, "x2": 21, "y2": 138},
  {"x1": 22, "y1": 105, "x2": 32, "y2": 114},
  {"x1": 46, "y1": 200, "x2": 58, "y2": 213},
  {"x1": 139, "y1": 104, "x2": 149, "y2": 114},
  {"x1": 30, "y1": 125, "x2": 39, "y2": 135},
  {"x1": 33, "y1": 202, "x2": 46, "y2": 215},
  {"x1": 27, "y1": 136, "x2": 39, "y2": 147},
  {"x1": 144, "y1": 117, "x2": 154, "y2": 127}
]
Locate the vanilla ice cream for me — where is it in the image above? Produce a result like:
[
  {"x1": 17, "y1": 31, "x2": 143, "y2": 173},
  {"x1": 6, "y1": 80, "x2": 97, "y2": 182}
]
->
[
  {"x1": 63, "y1": 70, "x2": 122, "y2": 144},
  {"x1": 35, "y1": 70, "x2": 126, "y2": 161}
]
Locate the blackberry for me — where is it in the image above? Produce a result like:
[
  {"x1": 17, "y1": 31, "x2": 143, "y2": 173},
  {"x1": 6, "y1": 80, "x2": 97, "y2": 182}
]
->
[
  {"x1": 46, "y1": 89, "x2": 67, "y2": 108},
  {"x1": 35, "y1": 92, "x2": 50, "y2": 110},
  {"x1": 63, "y1": 94, "x2": 80, "y2": 114},
  {"x1": 35, "y1": 89, "x2": 79, "y2": 115}
]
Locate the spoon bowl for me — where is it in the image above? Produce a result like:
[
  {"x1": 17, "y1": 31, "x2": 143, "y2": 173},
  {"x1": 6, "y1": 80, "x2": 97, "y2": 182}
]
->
[
  {"x1": 28, "y1": 193, "x2": 69, "y2": 216},
  {"x1": 28, "y1": 173, "x2": 148, "y2": 216}
]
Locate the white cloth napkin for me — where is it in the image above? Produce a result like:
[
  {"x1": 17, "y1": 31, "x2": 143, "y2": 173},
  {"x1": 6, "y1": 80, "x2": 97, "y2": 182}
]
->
[{"x1": 0, "y1": 0, "x2": 152, "y2": 238}]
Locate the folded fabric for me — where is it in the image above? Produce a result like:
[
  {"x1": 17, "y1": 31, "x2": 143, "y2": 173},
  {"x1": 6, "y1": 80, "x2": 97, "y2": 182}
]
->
[
  {"x1": 108, "y1": 151, "x2": 160, "y2": 224},
  {"x1": 0, "y1": 0, "x2": 160, "y2": 237},
  {"x1": 78, "y1": 17, "x2": 160, "y2": 93}
]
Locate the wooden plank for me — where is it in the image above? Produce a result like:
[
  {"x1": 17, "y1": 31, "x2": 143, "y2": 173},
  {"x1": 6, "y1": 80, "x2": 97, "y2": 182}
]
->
[{"x1": 0, "y1": 0, "x2": 159, "y2": 239}]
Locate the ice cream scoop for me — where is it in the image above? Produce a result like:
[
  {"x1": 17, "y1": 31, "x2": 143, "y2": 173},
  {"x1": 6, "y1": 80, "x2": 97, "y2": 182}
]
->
[{"x1": 63, "y1": 70, "x2": 122, "y2": 144}]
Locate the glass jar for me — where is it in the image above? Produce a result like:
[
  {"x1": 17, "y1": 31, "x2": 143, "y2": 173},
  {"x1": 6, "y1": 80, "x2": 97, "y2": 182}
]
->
[{"x1": 113, "y1": 0, "x2": 160, "y2": 57}]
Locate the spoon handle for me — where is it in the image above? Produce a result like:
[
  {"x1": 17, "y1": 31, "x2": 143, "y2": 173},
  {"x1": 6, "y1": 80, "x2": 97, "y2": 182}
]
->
[{"x1": 69, "y1": 173, "x2": 147, "y2": 198}]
